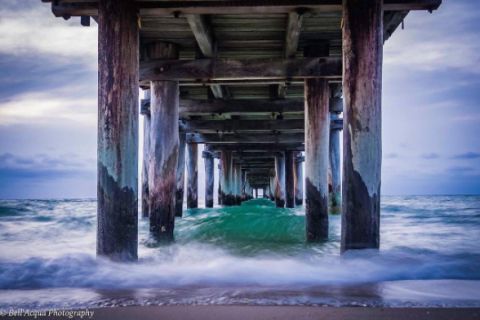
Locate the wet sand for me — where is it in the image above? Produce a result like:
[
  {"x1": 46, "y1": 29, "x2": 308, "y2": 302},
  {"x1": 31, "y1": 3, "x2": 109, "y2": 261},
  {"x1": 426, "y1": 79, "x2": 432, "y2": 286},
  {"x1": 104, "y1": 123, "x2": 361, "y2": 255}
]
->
[{"x1": 3, "y1": 306, "x2": 480, "y2": 320}]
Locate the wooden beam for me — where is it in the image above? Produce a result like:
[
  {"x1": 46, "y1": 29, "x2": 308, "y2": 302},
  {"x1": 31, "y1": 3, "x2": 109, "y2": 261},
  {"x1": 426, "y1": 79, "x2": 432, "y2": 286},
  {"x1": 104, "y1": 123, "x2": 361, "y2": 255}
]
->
[
  {"x1": 49, "y1": 1, "x2": 442, "y2": 18},
  {"x1": 210, "y1": 144, "x2": 304, "y2": 152},
  {"x1": 185, "y1": 14, "x2": 224, "y2": 99},
  {"x1": 186, "y1": 143, "x2": 198, "y2": 208},
  {"x1": 203, "y1": 147, "x2": 214, "y2": 208},
  {"x1": 176, "y1": 132, "x2": 186, "y2": 217},
  {"x1": 305, "y1": 78, "x2": 330, "y2": 242},
  {"x1": 277, "y1": 11, "x2": 304, "y2": 98},
  {"x1": 329, "y1": 113, "x2": 341, "y2": 213},
  {"x1": 285, "y1": 150, "x2": 295, "y2": 208},
  {"x1": 140, "y1": 57, "x2": 342, "y2": 82},
  {"x1": 274, "y1": 153, "x2": 286, "y2": 208},
  {"x1": 141, "y1": 90, "x2": 151, "y2": 218},
  {"x1": 97, "y1": 0, "x2": 138, "y2": 261},
  {"x1": 181, "y1": 118, "x2": 342, "y2": 132},
  {"x1": 180, "y1": 119, "x2": 304, "y2": 133},
  {"x1": 180, "y1": 99, "x2": 304, "y2": 115},
  {"x1": 294, "y1": 151, "x2": 303, "y2": 206},
  {"x1": 384, "y1": 10, "x2": 409, "y2": 42},
  {"x1": 147, "y1": 42, "x2": 180, "y2": 242},
  {"x1": 139, "y1": 0, "x2": 442, "y2": 15},
  {"x1": 342, "y1": 0, "x2": 382, "y2": 252},
  {"x1": 147, "y1": 99, "x2": 343, "y2": 124},
  {"x1": 285, "y1": 11, "x2": 304, "y2": 59},
  {"x1": 186, "y1": 132, "x2": 304, "y2": 144},
  {"x1": 220, "y1": 150, "x2": 236, "y2": 205}
]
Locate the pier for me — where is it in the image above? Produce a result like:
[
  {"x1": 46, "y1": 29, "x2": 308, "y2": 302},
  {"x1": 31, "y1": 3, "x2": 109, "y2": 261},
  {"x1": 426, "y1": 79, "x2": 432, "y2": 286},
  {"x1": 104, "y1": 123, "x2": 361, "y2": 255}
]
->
[{"x1": 41, "y1": 0, "x2": 441, "y2": 260}]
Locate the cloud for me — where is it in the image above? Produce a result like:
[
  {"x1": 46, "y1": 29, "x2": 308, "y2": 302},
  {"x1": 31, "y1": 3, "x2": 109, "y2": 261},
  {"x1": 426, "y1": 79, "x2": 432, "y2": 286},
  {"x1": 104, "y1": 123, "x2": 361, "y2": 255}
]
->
[
  {"x1": 384, "y1": 153, "x2": 400, "y2": 159},
  {"x1": 0, "y1": 152, "x2": 96, "y2": 199},
  {"x1": 384, "y1": 1, "x2": 480, "y2": 75},
  {"x1": 0, "y1": 152, "x2": 94, "y2": 171},
  {"x1": 0, "y1": 90, "x2": 96, "y2": 126},
  {"x1": 451, "y1": 152, "x2": 480, "y2": 160},
  {"x1": 446, "y1": 166, "x2": 475, "y2": 174},
  {"x1": 0, "y1": 1, "x2": 97, "y2": 69},
  {"x1": 421, "y1": 153, "x2": 440, "y2": 160}
]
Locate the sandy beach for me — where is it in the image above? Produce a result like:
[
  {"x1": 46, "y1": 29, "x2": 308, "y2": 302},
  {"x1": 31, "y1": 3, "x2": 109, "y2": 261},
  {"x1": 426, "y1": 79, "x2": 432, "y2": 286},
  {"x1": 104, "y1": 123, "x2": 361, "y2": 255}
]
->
[{"x1": 2, "y1": 306, "x2": 480, "y2": 320}]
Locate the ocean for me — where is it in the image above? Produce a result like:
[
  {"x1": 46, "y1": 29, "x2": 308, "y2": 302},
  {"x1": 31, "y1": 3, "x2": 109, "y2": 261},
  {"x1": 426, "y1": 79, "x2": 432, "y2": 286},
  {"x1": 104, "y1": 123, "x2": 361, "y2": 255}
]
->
[{"x1": 0, "y1": 196, "x2": 479, "y2": 309}]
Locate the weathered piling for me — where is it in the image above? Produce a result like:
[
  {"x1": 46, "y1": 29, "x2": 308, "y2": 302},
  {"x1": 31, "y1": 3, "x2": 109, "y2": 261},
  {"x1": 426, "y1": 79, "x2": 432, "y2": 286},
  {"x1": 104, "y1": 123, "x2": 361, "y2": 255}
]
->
[
  {"x1": 141, "y1": 90, "x2": 151, "y2": 218},
  {"x1": 146, "y1": 42, "x2": 180, "y2": 241},
  {"x1": 341, "y1": 0, "x2": 383, "y2": 252},
  {"x1": 218, "y1": 162, "x2": 223, "y2": 205},
  {"x1": 220, "y1": 150, "x2": 236, "y2": 205},
  {"x1": 203, "y1": 147, "x2": 214, "y2": 208},
  {"x1": 305, "y1": 77, "x2": 330, "y2": 242},
  {"x1": 329, "y1": 112, "x2": 341, "y2": 214},
  {"x1": 97, "y1": 0, "x2": 138, "y2": 261},
  {"x1": 269, "y1": 176, "x2": 275, "y2": 201},
  {"x1": 235, "y1": 163, "x2": 242, "y2": 204},
  {"x1": 285, "y1": 151, "x2": 295, "y2": 208},
  {"x1": 176, "y1": 132, "x2": 186, "y2": 217},
  {"x1": 241, "y1": 169, "x2": 247, "y2": 201},
  {"x1": 274, "y1": 153, "x2": 286, "y2": 207},
  {"x1": 187, "y1": 143, "x2": 198, "y2": 208},
  {"x1": 294, "y1": 153, "x2": 304, "y2": 205},
  {"x1": 255, "y1": 188, "x2": 258, "y2": 198}
]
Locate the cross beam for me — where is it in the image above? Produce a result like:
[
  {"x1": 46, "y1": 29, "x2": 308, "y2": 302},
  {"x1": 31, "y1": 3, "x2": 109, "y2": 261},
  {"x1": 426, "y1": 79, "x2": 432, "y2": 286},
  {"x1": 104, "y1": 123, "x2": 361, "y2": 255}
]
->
[
  {"x1": 180, "y1": 118, "x2": 342, "y2": 133},
  {"x1": 187, "y1": 132, "x2": 305, "y2": 144},
  {"x1": 49, "y1": 1, "x2": 442, "y2": 18},
  {"x1": 140, "y1": 57, "x2": 342, "y2": 82}
]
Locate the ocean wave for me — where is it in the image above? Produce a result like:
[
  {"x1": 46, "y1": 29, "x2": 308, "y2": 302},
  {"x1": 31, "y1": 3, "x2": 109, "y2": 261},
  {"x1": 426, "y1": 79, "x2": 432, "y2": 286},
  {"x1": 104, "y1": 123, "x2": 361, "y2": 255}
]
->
[{"x1": 1, "y1": 246, "x2": 480, "y2": 290}]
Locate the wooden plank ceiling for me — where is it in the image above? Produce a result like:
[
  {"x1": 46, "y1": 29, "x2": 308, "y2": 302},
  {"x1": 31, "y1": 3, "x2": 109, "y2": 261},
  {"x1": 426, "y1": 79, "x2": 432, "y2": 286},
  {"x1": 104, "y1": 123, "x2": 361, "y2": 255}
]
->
[{"x1": 41, "y1": 0, "x2": 440, "y2": 179}]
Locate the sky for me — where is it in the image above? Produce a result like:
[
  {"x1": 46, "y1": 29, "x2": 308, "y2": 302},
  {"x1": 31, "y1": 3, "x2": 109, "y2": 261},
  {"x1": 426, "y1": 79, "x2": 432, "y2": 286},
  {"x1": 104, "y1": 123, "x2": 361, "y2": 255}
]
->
[{"x1": 0, "y1": 0, "x2": 479, "y2": 199}]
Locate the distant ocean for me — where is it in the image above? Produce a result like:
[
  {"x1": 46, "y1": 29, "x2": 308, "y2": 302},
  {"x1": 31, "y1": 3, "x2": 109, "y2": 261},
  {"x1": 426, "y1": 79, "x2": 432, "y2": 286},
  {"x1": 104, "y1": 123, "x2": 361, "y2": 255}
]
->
[{"x1": 1, "y1": 196, "x2": 480, "y2": 309}]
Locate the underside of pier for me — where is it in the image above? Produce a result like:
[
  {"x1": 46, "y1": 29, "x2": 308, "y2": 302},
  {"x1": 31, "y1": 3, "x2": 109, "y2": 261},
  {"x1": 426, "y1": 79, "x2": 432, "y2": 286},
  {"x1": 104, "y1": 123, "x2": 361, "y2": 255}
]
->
[{"x1": 41, "y1": 0, "x2": 441, "y2": 260}]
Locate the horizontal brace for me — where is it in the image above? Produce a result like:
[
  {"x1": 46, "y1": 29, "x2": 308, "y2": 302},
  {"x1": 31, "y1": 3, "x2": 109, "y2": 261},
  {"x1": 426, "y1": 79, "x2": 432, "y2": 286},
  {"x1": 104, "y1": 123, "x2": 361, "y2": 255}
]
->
[
  {"x1": 181, "y1": 119, "x2": 343, "y2": 132},
  {"x1": 188, "y1": 132, "x2": 305, "y2": 144},
  {"x1": 50, "y1": 1, "x2": 442, "y2": 17},
  {"x1": 209, "y1": 143, "x2": 304, "y2": 152},
  {"x1": 180, "y1": 119, "x2": 304, "y2": 133},
  {"x1": 142, "y1": 98, "x2": 340, "y2": 116},
  {"x1": 140, "y1": 57, "x2": 342, "y2": 81}
]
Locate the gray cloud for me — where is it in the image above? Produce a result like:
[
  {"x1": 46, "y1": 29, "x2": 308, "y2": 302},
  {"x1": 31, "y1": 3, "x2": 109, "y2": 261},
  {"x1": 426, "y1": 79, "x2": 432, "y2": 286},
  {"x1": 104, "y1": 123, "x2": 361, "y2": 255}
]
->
[
  {"x1": 451, "y1": 152, "x2": 480, "y2": 160},
  {"x1": 0, "y1": 152, "x2": 94, "y2": 173},
  {"x1": 384, "y1": 153, "x2": 400, "y2": 159},
  {"x1": 446, "y1": 166, "x2": 475, "y2": 174},
  {"x1": 421, "y1": 153, "x2": 440, "y2": 160}
]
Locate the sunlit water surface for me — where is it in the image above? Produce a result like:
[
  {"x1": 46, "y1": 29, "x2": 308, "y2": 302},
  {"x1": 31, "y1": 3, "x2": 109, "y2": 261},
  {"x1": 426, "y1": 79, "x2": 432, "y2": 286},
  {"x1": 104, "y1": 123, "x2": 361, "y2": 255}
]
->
[{"x1": 0, "y1": 196, "x2": 479, "y2": 309}]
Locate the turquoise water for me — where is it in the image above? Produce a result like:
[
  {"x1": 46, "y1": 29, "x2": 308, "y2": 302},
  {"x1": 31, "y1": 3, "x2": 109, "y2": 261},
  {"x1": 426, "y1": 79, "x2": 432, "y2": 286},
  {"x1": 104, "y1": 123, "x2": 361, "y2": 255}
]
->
[{"x1": 0, "y1": 196, "x2": 480, "y2": 308}]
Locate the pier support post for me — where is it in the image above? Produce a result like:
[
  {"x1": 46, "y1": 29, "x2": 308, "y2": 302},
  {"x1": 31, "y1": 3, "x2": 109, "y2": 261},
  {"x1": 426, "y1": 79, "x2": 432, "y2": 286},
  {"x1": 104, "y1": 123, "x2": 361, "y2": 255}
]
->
[
  {"x1": 330, "y1": 112, "x2": 341, "y2": 214},
  {"x1": 218, "y1": 162, "x2": 223, "y2": 205},
  {"x1": 220, "y1": 151, "x2": 235, "y2": 205},
  {"x1": 97, "y1": 0, "x2": 138, "y2": 260},
  {"x1": 285, "y1": 151, "x2": 295, "y2": 208},
  {"x1": 235, "y1": 164, "x2": 242, "y2": 204},
  {"x1": 294, "y1": 153, "x2": 304, "y2": 206},
  {"x1": 203, "y1": 147, "x2": 214, "y2": 208},
  {"x1": 341, "y1": 0, "x2": 382, "y2": 252},
  {"x1": 147, "y1": 42, "x2": 180, "y2": 241},
  {"x1": 141, "y1": 90, "x2": 151, "y2": 218},
  {"x1": 176, "y1": 132, "x2": 186, "y2": 217},
  {"x1": 255, "y1": 188, "x2": 258, "y2": 199},
  {"x1": 305, "y1": 78, "x2": 330, "y2": 242},
  {"x1": 241, "y1": 170, "x2": 247, "y2": 201},
  {"x1": 269, "y1": 176, "x2": 275, "y2": 201},
  {"x1": 274, "y1": 153, "x2": 286, "y2": 208},
  {"x1": 187, "y1": 143, "x2": 198, "y2": 208}
]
